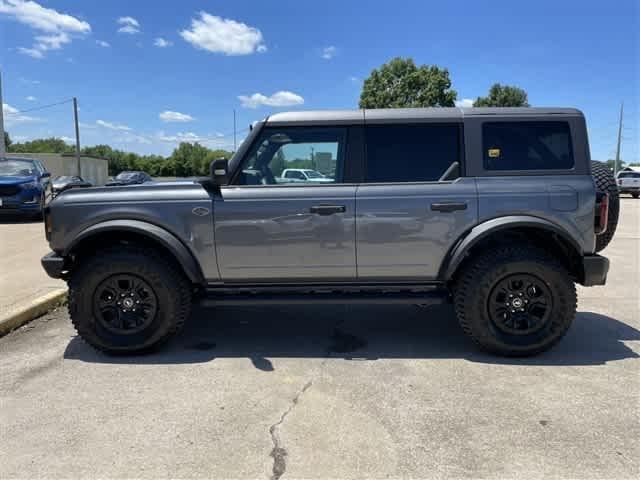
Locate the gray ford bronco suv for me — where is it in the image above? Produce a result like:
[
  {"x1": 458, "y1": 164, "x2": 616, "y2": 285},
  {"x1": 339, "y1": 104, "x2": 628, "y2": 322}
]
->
[{"x1": 41, "y1": 107, "x2": 619, "y2": 356}]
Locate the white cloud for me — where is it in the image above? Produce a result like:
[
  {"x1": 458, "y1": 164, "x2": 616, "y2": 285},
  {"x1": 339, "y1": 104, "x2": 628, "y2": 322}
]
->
[
  {"x1": 96, "y1": 119, "x2": 132, "y2": 131},
  {"x1": 117, "y1": 16, "x2": 140, "y2": 34},
  {"x1": 156, "y1": 130, "x2": 234, "y2": 149},
  {"x1": 60, "y1": 136, "x2": 75, "y2": 144},
  {"x1": 0, "y1": 0, "x2": 90, "y2": 58},
  {"x1": 3, "y1": 102, "x2": 39, "y2": 124},
  {"x1": 238, "y1": 91, "x2": 304, "y2": 109},
  {"x1": 321, "y1": 46, "x2": 336, "y2": 60},
  {"x1": 96, "y1": 39, "x2": 110, "y2": 47},
  {"x1": 180, "y1": 11, "x2": 266, "y2": 55},
  {"x1": 19, "y1": 77, "x2": 40, "y2": 84},
  {"x1": 25, "y1": 95, "x2": 36, "y2": 101},
  {"x1": 455, "y1": 98, "x2": 474, "y2": 108},
  {"x1": 18, "y1": 47, "x2": 44, "y2": 58},
  {"x1": 159, "y1": 110, "x2": 194, "y2": 123},
  {"x1": 153, "y1": 37, "x2": 172, "y2": 48},
  {"x1": 116, "y1": 133, "x2": 151, "y2": 144},
  {"x1": 157, "y1": 131, "x2": 202, "y2": 143}
]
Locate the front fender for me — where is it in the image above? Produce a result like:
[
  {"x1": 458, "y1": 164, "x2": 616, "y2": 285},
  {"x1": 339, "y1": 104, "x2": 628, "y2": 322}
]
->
[
  {"x1": 441, "y1": 215, "x2": 583, "y2": 280},
  {"x1": 64, "y1": 219, "x2": 205, "y2": 284}
]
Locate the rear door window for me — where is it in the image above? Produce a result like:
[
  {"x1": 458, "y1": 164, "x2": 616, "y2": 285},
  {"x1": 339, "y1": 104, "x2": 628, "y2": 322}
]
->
[
  {"x1": 364, "y1": 124, "x2": 460, "y2": 183},
  {"x1": 483, "y1": 122, "x2": 574, "y2": 171}
]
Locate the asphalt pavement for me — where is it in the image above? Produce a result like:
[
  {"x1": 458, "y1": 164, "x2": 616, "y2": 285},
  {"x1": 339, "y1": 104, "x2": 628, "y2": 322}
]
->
[{"x1": 1, "y1": 199, "x2": 638, "y2": 479}]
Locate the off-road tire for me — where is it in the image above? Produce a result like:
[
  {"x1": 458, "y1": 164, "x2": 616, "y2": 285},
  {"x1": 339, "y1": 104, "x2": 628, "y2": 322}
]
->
[
  {"x1": 591, "y1": 160, "x2": 619, "y2": 252},
  {"x1": 69, "y1": 246, "x2": 192, "y2": 354},
  {"x1": 453, "y1": 246, "x2": 577, "y2": 356}
]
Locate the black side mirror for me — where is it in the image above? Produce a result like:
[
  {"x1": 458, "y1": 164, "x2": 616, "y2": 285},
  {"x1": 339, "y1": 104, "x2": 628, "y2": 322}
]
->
[
  {"x1": 211, "y1": 158, "x2": 229, "y2": 186},
  {"x1": 41, "y1": 172, "x2": 51, "y2": 178}
]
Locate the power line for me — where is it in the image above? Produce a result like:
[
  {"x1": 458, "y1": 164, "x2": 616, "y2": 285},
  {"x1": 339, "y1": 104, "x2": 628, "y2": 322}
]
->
[{"x1": 4, "y1": 98, "x2": 73, "y2": 115}]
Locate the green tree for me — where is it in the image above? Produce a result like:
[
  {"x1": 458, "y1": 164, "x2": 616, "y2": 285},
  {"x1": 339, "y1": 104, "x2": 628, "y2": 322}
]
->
[
  {"x1": 474, "y1": 83, "x2": 530, "y2": 107},
  {"x1": 8, "y1": 137, "x2": 73, "y2": 154},
  {"x1": 359, "y1": 57, "x2": 457, "y2": 108},
  {"x1": 5, "y1": 133, "x2": 233, "y2": 178}
]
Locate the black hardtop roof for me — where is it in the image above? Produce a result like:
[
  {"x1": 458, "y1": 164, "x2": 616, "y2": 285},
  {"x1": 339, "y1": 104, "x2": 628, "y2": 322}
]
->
[{"x1": 265, "y1": 107, "x2": 584, "y2": 126}]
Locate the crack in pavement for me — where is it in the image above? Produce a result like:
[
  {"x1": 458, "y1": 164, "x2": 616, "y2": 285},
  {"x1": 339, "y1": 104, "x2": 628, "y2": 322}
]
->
[
  {"x1": 268, "y1": 378, "x2": 315, "y2": 480},
  {"x1": 267, "y1": 316, "x2": 368, "y2": 480}
]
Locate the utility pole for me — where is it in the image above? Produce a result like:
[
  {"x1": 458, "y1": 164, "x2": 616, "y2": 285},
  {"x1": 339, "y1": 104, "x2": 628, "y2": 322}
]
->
[
  {"x1": 233, "y1": 109, "x2": 237, "y2": 152},
  {"x1": 614, "y1": 102, "x2": 623, "y2": 176},
  {"x1": 73, "y1": 97, "x2": 81, "y2": 176},
  {"x1": 0, "y1": 69, "x2": 6, "y2": 158}
]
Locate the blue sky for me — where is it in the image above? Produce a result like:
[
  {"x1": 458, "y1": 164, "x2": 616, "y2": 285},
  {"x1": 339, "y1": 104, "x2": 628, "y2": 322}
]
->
[{"x1": 1, "y1": 0, "x2": 638, "y2": 161}]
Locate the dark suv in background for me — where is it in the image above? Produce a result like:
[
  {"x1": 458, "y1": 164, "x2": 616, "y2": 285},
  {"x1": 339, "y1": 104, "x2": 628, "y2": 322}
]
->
[
  {"x1": 41, "y1": 107, "x2": 619, "y2": 356},
  {"x1": 0, "y1": 157, "x2": 52, "y2": 218},
  {"x1": 105, "y1": 171, "x2": 152, "y2": 186}
]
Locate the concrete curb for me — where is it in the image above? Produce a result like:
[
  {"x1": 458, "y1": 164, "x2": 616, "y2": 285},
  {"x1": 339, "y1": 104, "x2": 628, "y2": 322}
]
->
[{"x1": 0, "y1": 289, "x2": 68, "y2": 337}]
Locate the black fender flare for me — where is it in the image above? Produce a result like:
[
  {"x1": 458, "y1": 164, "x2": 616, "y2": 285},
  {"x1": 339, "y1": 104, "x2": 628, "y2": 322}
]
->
[
  {"x1": 64, "y1": 219, "x2": 205, "y2": 284},
  {"x1": 441, "y1": 215, "x2": 584, "y2": 280}
]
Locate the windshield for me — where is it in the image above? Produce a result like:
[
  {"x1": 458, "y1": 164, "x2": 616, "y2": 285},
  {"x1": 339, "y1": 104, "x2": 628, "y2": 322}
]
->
[
  {"x1": 0, "y1": 160, "x2": 36, "y2": 176},
  {"x1": 55, "y1": 176, "x2": 73, "y2": 182},
  {"x1": 116, "y1": 172, "x2": 137, "y2": 180},
  {"x1": 304, "y1": 170, "x2": 324, "y2": 178}
]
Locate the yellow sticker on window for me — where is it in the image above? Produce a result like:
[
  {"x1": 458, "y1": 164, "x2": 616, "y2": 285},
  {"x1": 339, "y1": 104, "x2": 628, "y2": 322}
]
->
[{"x1": 488, "y1": 148, "x2": 501, "y2": 158}]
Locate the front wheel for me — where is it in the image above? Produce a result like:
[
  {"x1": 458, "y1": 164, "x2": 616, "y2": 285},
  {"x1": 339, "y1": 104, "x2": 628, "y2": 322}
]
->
[
  {"x1": 69, "y1": 246, "x2": 192, "y2": 354},
  {"x1": 632, "y1": 193, "x2": 639, "y2": 199},
  {"x1": 453, "y1": 246, "x2": 577, "y2": 356}
]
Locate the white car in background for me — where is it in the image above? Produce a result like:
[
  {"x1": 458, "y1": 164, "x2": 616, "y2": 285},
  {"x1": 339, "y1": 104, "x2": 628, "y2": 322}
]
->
[
  {"x1": 280, "y1": 168, "x2": 334, "y2": 183},
  {"x1": 616, "y1": 170, "x2": 640, "y2": 198}
]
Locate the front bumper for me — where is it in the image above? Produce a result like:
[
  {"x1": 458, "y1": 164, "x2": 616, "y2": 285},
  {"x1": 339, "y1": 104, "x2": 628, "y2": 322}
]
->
[
  {"x1": 41, "y1": 251, "x2": 66, "y2": 279},
  {"x1": 581, "y1": 254, "x2": 609, "y2": 286},
  {"x1": 0, "y1": 187, "x2": 43, "y2": 213}
]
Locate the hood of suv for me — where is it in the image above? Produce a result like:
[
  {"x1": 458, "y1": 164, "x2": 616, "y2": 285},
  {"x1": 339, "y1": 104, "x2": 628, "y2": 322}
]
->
[{"x1": 53, "y1": 179, "x2": 207, "y2": 205}]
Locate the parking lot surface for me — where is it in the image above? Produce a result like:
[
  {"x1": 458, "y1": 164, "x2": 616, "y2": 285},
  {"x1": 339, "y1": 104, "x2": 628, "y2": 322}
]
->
[
  {"x1": 1, "y1": 199, "x2": 638, "y2": 479},
  {"x1": 0, "y1": 218, "x2": 65, "y2": 317}
]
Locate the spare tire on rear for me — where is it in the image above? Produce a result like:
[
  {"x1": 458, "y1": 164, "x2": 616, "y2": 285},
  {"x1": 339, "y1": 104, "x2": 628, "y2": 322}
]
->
[{"x1": 592, "y1": 160, "x2": 619, "y2": 252}]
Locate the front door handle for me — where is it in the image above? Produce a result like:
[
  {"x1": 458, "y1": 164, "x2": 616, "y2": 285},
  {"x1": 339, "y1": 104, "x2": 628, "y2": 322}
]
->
[
  {"x1": 310, "y1": 205, "x2": 346, "y2": 215},
  {"x1": 430, "y1": 202, "x2": 467, "y2": 213}
]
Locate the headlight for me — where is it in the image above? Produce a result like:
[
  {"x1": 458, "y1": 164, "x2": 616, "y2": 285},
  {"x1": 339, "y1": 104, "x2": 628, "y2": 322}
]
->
[{"x1": 20, "y1": 181, "x2": 38, "y2": 189}]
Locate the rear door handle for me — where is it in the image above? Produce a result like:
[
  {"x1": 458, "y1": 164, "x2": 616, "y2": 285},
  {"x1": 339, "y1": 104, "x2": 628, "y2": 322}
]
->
[
  {"x1": 310, "y1": 205, "x2": 346, "y2": 215},
  {"x1": 430, "y1": 202, "x2": 467, "y2": 213}
]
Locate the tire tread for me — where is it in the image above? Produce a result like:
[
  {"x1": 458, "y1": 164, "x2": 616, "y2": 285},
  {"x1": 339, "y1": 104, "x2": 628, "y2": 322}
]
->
[
  {"x1": 454, "y1": 245, "x2": 577, "y2": 356},
  {"x1": 68, "y1": 245, "x2": 191, "y2": 354}
]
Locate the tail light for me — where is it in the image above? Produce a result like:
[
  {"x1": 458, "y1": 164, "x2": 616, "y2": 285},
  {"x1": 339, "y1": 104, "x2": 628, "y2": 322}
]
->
[{"x1": 595, "y1": 193, "x2": 609, "y2": 235}]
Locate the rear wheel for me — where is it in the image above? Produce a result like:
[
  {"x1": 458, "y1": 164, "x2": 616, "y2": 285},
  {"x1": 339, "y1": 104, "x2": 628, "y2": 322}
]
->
[
  {"x1": 591, "y1": 160, "x2": 619, "y2": 251},
  {"x1": 69, "y1": 246, "x2": 192, "y2": 354},
  {"x1": 632, "y1": 193, "x2": 639, "y2": 199},
  {"x1": 453, "y1": 246, "x2": 576, "y2": 356}
]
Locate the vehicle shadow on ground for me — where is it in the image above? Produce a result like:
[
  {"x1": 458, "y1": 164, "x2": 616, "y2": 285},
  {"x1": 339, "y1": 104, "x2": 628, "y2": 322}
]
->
[{"x1": 64, "y1": 304, "x2": 640, "y2": 367}]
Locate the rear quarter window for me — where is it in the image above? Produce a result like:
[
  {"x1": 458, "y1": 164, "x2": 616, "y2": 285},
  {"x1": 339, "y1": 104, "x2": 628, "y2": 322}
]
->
[
  {"x1": 483, "y1": 121, "x2": 574, "y2": 171},
  {"x1": 364, "y1": 124, "x2": 460, "y2": 183}
]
